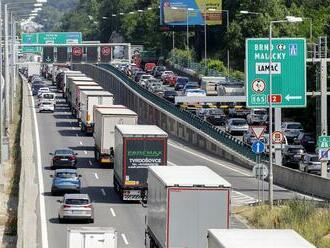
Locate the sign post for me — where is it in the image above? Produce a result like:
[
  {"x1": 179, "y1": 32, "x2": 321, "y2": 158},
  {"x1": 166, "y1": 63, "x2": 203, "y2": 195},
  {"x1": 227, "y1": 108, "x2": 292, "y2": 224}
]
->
[
  {"x1": 251, "y1": 140, "x2": 266, "y2": 204},
  {"x1": 246, "y1": 38, "x2": 306, "y2": 108}
]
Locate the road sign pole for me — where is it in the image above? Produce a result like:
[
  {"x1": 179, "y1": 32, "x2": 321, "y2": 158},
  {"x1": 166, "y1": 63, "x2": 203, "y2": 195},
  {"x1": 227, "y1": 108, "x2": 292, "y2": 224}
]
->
[
  {"x1": 320, "y1": 58, "x2": 328, "y2": 135},
  {"x1": 321, "y1": 161, "x2": 328, "y2": 178},
  {"x1": 275, "y1": 108, "x2": 282, "y2": 165},
  {"x1": 268, "y1": 22, "x2": 274, "y2": 207},
  {"x1": 256, "y1": 155, "x2": 260, "y2": 204}
]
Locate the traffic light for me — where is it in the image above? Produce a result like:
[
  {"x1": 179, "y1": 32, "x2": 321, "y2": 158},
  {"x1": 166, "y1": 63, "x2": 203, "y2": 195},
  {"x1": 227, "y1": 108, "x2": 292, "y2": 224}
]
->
[
  {"x1": 42, "y1": 46, "x2": 54, "y2": 63},
  {"x1": 86, "y1": 47, "x2": 98, "y2": 63},
  {"x1": 100, "y1": 46, "x2": 112, "y2": 63},
  {"x1": 57, "y1": 47, "x2": 68, "y2": 63},
  {"x1": 71, "y1": 46, "x2": 83, "y2": 63}
]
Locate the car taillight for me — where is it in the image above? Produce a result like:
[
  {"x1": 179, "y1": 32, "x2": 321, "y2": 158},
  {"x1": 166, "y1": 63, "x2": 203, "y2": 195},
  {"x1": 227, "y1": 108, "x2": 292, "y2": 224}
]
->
[
  {"x1": 53, "y1": 156, "x2": 60, "y2": 161},
  {"x1": 63, "y1": 204, "x2": 71, "y2": 208},
  {"x1": 83, "y1": 204, "x2": 92, "y2": 209},
  {"x1": 68, "y1": 156, "x2": 75, "y2": 161}
]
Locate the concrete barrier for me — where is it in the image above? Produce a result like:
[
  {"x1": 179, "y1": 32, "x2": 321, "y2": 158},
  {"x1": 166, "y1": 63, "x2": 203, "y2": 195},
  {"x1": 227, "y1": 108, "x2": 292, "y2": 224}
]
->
[{"x1": 75, "y1": 64, "x2": 330, "y2": 200}]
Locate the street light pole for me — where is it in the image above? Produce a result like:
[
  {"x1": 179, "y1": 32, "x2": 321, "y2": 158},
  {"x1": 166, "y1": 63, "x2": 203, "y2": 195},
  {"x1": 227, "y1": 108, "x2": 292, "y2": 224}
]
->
[
  {"x1": 4, "y1": 4, "x2": 10, "y2": 130},
  {"x1": 186, "y1": 8, "x2": 189, "y2": 51},
  {"x1": 204, "y1": 2, "x2": 207, "y2": 62}
]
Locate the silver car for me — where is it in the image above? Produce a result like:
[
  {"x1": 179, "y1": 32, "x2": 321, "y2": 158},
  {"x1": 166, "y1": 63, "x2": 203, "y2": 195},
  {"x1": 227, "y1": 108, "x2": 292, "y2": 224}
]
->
[
  {"x1": 225, "y1": 118, "x2": 249, "y2": 135},
  {"x1": 58, "y1": 194, "x2": 94, "y2": 223}
]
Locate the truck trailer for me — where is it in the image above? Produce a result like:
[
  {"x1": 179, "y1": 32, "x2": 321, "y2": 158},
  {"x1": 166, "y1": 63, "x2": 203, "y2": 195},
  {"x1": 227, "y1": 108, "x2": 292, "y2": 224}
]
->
[
  {"x1": 73, "y1": 85, "x2": 103, "y2": 118},
  {"x1": 67, "y1": 227, "x2": 117, "y2": 248},
  {"x1": 65, "y1": 76, "x2": 94, "y2": 102},
  {"x1": 145, "y1": 166, "x2": 231, "y2": 248},
  {"x1": 93, "y1": 106, "x2": 138, "y2": 164},
  {"x1": 58, "y1": 70, "x2": 83, "y2": 93},
  {"x1": 80, "y1": 91, "x2": 114, "y2": 134},
  {"x1": 68, "y1": 81, "x2": 98, "y2": 110},
  {"x1": 114, "y1": 125, "x2": 168, "y2": 201},
  {"x1": 207, "y1": 229, "x2": 316, "y2": 248}
]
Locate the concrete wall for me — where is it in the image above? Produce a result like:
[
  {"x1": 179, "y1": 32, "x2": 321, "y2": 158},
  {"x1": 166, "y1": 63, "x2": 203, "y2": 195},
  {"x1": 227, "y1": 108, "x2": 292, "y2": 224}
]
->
[{"x1": 75, "y1": 64, "x2": 330, "y2": 200}]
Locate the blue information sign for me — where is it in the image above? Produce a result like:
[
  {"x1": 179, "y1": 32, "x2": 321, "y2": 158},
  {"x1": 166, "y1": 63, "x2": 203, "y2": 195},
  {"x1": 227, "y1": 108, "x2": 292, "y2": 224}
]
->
[{"x1": 252, "y1": 141, "x2": 265, "y2": 154}]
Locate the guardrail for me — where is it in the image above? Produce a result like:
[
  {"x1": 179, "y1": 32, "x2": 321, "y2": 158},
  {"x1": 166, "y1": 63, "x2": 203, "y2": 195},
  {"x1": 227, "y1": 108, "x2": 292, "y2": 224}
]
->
[{"x1": 80, "y1": 63, "x2": 258, "y2": 161}]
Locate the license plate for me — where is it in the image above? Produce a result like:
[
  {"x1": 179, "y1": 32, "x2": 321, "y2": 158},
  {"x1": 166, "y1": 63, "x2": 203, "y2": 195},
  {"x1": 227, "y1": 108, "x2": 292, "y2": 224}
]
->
[
  {"x1": 215, "y1": 115, "x2": 221, "y2": 118},
  {"x1": 294, "y1": 155, "x2": 301, "y2": 159},
  {"x1": 61, "y1": 158, "x2": 68, "y2": 161}
]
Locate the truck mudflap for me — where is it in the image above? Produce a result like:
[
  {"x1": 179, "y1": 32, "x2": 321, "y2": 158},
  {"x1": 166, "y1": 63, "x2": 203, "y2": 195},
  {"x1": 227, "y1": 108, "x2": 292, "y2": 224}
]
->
[{"x1": 145, "y1": 226, "x2": 162, "y2": 248}]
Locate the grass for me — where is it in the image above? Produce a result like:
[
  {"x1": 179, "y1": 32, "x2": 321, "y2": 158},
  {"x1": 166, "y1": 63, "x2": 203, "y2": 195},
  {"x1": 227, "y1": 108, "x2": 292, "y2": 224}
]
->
[
  {"x1": 1, "y1": 76, "x2": 23, "y2": 247},
  {"x1": 235, "y1": 200, "x2": 330, "y2": 248}
]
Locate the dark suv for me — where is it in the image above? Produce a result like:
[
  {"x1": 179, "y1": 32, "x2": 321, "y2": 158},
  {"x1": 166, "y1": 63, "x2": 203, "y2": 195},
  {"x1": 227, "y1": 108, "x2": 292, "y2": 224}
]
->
[{"x1": 283, "y1": 145, "x2": 305, "y2": 169}]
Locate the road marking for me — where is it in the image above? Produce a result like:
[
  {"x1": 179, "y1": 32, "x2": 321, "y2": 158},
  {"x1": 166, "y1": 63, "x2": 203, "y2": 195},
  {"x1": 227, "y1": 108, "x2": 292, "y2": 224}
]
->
[
  {"x1": 110, "y1": 208, "x2": 116, "y2": 217},
  {"x1": 168, "y1": 142, "x2": 251, "y2": 177},
  {"x1": 231, "y1": 190, "x2": 258, "y2": 206},
  {"x1": 94, "y1": 173, "x2": 99, "y2": 179},
  {"x1": 76, "y1": 134, "x2": 78, "y2": 137},
  {"x1": 79, "y1": 141, "x2": 83, "y2": 145},
  {"x1": 71, "y1": 126, "x2": 74, "y2": 129},
  {"x1": 168, "y1": 161, "x2": 177, "y2": 166},
  {"x1": 101, "y1": 188, "x2": 106, "y2": 196},
  {"x1": 89, "y1": 160, "x2": 92, "y2": 166},
  {"x1": 121, "y1": 233, "x2": 129, "y2": 245},
  {"x1": 28, "y1": 85, "x2": 49, "y2": 248},
  {"x1": 84, "y1": 150, "x2": 87, "y2": 154}
]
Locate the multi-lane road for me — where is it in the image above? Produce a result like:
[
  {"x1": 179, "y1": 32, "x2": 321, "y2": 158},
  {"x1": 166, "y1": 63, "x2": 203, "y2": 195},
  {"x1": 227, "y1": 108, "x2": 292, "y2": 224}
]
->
[{"x1": 26, "y1": 79, "x2": 318, "y2": 248}]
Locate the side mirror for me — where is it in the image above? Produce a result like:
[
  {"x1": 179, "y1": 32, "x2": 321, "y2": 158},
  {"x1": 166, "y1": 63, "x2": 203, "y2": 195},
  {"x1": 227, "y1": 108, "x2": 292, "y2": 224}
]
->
[
  {"x1": 75, "y1": 153, "x2": 78, "y2": 156},
  {"x1": 57, "y1": 200, "x2": 62, "y2": 203},
  {"x1": 50, "y1": 175, "x2": 53, "y2": 178},
  {"x1": 49, "y1": 153, "x2": 53, "y2": 155}
]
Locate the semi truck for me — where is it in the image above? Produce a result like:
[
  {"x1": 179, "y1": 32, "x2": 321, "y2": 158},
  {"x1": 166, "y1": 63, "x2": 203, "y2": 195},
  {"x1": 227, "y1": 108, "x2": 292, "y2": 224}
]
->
[
  {"x1": 65, "y1": 76, "x2": 94, "y2": 102},
  {"x1": 67, "y1": 227, "x2": 117, "y2": 248},
  {"x1": 207, "y1": 229, "x2": 316, "y2": 248},
  {"x1": 27, "y1": 63, "x2": 41, "y2": 77},
  {"x1": 67, "y1": 80, "x2": 98, "y2": 109},
  {"x1": 145, "y1": 166, "x2": 231, "y2": 248},
  {"x1": 80, "y1": 91, "x2": 114, "y2": 134},
  {"x1": 73, "y1": 85, "x2": 103, "y2": 118},
  {"x1": 93, "y1": 106, "x2": 138, "y2": 164},
  {"x1": 56, "y1": 70, "x2": 83, "y2": 93},
  {"x1": 114, "y1": 125, "x2": 168, "y2": 201}
]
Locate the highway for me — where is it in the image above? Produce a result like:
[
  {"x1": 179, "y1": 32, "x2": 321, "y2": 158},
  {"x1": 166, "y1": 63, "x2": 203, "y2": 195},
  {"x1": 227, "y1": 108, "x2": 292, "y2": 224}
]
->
[{"x1": 26, "y1": 79, "x2": 318, "y2": 248}]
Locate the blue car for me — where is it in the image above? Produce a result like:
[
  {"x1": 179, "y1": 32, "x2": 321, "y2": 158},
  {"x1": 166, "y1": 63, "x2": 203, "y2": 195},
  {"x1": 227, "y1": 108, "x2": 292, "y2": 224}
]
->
[
  {"x1": 51, "y1": 169, "x2": 81, "y2": 195},
  {"x1": 174, "y1": 77, "x2": 189, "y2": 91}
]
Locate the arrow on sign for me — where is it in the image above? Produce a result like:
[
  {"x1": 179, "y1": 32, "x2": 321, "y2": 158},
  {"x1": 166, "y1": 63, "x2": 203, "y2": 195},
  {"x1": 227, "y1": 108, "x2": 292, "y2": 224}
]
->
[{"x1": 285, "y1": 95, "x2": 302, "y2": 101}]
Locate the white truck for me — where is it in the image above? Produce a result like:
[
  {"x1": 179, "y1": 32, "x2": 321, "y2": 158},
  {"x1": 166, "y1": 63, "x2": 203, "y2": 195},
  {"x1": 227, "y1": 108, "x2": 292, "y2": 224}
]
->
[
  {"x1": 145, "y1": 166, "x2": 231, "y2": 248},
  {"x1": 27, "y1": 63, "x2": 41, "y2": 77},
  {"x1": 93, "y1": 106, "x2": 138, "y2": 164},
  {"x1": 67, "y1": 227, "x2": 117, "y2": 248},
  {"x1": 80, "y1": 91, "x2": 114, "y2": 134},
  {"x1": 73, "y1": 85, "x2": 103, "y2": 118},
  {"x1": 61, "y1": 71, "x2": 84, "y2": 94},
  {"x1": 114, "y1": 125, "x2": 168, "y2": 201},
  {"x1": 67, "y1": 80, "x2": 98, "y2": 110},
  {"x1": 65, "y1": 76, "x2": 94, "y2": 103},
  {"x1": 207, "y1": 229, "x2": 316, "y2": 248}
]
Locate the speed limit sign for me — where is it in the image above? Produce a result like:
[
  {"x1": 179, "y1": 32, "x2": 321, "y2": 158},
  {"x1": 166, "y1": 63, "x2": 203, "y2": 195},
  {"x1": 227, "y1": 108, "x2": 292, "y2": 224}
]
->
[{"x1": 272, "y1": 131, "x2": 284, "y2": 144}]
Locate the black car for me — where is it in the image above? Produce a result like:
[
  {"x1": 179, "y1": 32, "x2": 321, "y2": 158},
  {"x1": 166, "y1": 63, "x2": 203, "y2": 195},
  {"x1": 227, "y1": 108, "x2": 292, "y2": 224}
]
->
[
  {"x1": 283, "y1": 145, "x2": 305, "y2": 169},
  {"x1": 163, "y1": 90, "x2": 178, "y2": 103},
  {"x1": 294, "y1": 132, "x2": 316, "y2": 153},
  {"x1": 50, "y1": 149, "x2": 78, "y2": 169},
  {"x1": 206, "y1": 109, "x2": 227, "y2": 126},
  {"x1": 153, "y1": 66, "x2": 166, "y2": 78}
]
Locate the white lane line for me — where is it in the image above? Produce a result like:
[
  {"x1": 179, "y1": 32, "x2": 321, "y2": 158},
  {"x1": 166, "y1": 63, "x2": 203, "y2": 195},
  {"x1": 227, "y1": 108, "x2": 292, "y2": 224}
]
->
[
  {"x1": 94, "y1": 173, "x2": 99, "y2": 180},
  {"x1": 79, "y1": 141, "x2": 83, "y2": 145},
  {"x1": 168, "y1": 142, "x2": 251, "y2": 177},
  {"x1": 71, "y1": 126, "x2": 74, "y2": 129},
  {"x1": 89, "y1": 160, "x2": 92, "y2": 166},
  {"x1": 168, "y1": 161, "x2": 177, "y2": 166},
  {"x1": 121, "y1": 233, "x2": 129, "y2": 245},
  {"x1": 101, "y1": 188, "x2": 106, "y2": 196},
  {"x1": 29, "y1": 85, "x2": 49, "y2": 248},
  {"x1": 84, "y1": 150, "x2": 87, "y2": 155},
  {"x1": 110, "y1": 208, "x2": 116, "y2": 217}
]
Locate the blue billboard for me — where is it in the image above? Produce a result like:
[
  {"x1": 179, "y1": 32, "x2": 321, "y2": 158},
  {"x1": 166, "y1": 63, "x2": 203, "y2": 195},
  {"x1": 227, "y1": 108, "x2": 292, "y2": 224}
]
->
[{"x1": 160, "y1": 0, "x2": 222, "y2": 26}]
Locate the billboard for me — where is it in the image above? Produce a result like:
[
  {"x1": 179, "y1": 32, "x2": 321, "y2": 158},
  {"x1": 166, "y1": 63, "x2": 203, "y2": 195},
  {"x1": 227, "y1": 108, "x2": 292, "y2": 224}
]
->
[{"x1": 160, "y1": 0, "x2": 222, "y2": 26}]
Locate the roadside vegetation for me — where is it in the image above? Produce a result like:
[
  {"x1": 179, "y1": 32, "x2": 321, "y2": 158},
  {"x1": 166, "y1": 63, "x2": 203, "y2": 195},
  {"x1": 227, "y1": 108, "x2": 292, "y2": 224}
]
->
[
  {"x1": 0, "y1": 77, "x2": 22, "y2": 247},
  {"x1": 235, "y1": 200, "x2": 330, "y2": 248}
]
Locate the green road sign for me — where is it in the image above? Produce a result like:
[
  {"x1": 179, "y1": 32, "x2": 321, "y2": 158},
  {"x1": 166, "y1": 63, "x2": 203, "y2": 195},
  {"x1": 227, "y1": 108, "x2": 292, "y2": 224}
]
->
[
  {"x1": 246, "y1": 38, "x2": 306, "y2": 108},
  {"x1": 318, "y1": 136, "x2": 330, "y2": 148},
  {"x1": 22, "y1": 32, "x2": 82, "y2": 54}
]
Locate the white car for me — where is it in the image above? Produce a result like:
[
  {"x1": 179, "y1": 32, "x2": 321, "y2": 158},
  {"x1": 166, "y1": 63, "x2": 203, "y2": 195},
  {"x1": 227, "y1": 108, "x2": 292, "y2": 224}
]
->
[
  {"x1": 225, "y1": 118, "x2": 249, "y2": 135},
  {"x1": 39, "y1": 92, "x2": 56, "y2": 106},
  {"x1": 160, "y1": 71, "x2": 174, "y2": 81},
  {"x1": 37, "y1": 87, "x2": 50, "y2": 98},
  {"x1": 39, "y1": 102, "x2": 54, "y2": 113},
  {"x1": 184, "y1": 89, "x2": 206, "y2": 97}
]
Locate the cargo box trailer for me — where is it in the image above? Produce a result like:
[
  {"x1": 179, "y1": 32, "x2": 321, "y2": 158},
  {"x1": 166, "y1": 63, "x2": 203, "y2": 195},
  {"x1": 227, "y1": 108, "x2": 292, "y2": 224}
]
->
[
  {"x1": 68, "y1": 80, "x2": 98, "y2": 109},
  {"x1": 93, "y1": 106, "x2": 138, "y2": 164},
  {"x1": 73, "y1": 85, "x2": 103, "y2": 118},
  {"x1": 80, "y1": 91, "x2": 114, "y2": 134},
  {"x1": 65, "y1": 76, "x2": 94, "y2": 102},
  {"x1": 67, "y1": 227, "x2": 117, "y2": 248},
  {"x1": 58, "y1": 70, "x2": 84, "y2": 94},
  {"x1": 207, "y1": 229, "x2": 316, "y2": 248},
  {"x1": 145, "y1": 166, "x2": 231, "y2": 248},
  {"x1": 114, "y1": 125, "x2": 168, "y2": 201}
]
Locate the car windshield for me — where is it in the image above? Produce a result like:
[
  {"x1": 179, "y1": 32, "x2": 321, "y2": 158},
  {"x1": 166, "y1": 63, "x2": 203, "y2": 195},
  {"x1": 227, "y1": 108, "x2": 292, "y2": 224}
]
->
[
  {"x1": 41, "y1": 102, "x2": 52, "y2": 105},
  {"x1": 65, "y1": 199, "x2": 89, "y2": 205},
  {"x1": 232, "y1": 120, "x2": 247, "y2": 125},
  {"x1": 288, "y1": 148, "x2": 304, "y2": 153},
  {"x1": 165, "y1": 91, "x2": 177, "y2": 96},
  {"x1": 56, "y1": 172, "x2": 77, "y2": 178},
  {"x1": 309, "y1": 156, "x2": 319, "y2": 162},
  {"x1": 287, "y1": 124, "x2": 302, "y2": 129},
  {"x1": 55, "y1": 149, "x2": 73, "y2": 155},
  {"x1": 209, "y1": 109, "x2": 224, "y2": 115},
  {"x1": 303, "y1": 134, "x2": 313, "y2": 141},
  {"x1": 177, "y1": 77, "x2": 188, "y2": 83},
  {"x1": 42, "y1": 94, "x2": 54, "y2": 99},
  {"x1": 255, "y1": 110, "x2": 266, "y2": 115}
]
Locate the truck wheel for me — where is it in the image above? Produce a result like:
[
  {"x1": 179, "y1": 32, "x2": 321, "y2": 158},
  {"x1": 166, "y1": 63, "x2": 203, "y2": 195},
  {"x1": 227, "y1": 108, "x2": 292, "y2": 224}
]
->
[{"x1": 94, "y1": 150, "x2": 100, "y2": 162}]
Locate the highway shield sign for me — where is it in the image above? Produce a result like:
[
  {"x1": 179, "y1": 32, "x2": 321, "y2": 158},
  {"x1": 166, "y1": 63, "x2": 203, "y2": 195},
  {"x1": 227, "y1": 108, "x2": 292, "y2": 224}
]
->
[
  {"x1": 318, "y1": 136, "x2": 330, "y2": 148},
  {"x1": 246, "y1": 38, "x2": 306, "y2": 108}
]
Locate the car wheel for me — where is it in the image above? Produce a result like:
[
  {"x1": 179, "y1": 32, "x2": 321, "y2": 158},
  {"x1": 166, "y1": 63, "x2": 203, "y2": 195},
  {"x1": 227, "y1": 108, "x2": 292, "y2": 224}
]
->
[
  {"x1": 89, "y1": 218, "x2": 94, "y2": 224},
  {"x1": 58, "y1": 216, "x2": 64, "y2": 223}
]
